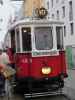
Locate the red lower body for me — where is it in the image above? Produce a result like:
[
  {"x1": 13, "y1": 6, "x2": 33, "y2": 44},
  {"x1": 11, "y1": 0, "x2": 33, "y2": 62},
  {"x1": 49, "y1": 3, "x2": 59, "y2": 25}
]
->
[
  {"x1": 13, "y1": 51, "x2": 68, "y2": 93},
  {"x1": 15, "y1": 51, "x2": 67, "y2": 79}
]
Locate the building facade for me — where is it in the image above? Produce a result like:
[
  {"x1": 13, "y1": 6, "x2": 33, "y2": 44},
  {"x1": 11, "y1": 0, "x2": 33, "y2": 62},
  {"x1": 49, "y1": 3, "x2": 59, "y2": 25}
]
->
[
  {"x1": 22, "y1": 0, "x2": 45, "y2": 17},
  {"x1": 45, "y1": 0, "x2": 75, "y2": 69}
]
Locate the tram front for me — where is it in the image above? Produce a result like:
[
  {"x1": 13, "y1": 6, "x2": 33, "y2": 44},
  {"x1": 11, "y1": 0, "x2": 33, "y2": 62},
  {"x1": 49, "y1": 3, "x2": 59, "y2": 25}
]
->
[{"x1": 10, "y1": 20, "x2": 67, "y2": 93}]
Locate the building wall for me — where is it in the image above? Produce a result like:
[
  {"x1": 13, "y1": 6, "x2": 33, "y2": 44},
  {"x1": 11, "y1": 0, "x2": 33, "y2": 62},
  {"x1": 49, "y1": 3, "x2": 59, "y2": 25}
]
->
[
  {"x1": 45, "y1": 0, "x2": 75, "y2": 69},
  {"x1": 23, "y1": 0, "x2": 44, "y2": 17},
  {"x1": 46, "y1": 0, "x2": 75, "y2": 47}
]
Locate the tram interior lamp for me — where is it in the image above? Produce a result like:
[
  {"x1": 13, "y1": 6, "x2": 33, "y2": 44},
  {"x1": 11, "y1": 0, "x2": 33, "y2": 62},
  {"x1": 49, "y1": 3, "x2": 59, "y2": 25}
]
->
[{"x1": 23, "y1": 29, "x2": 27, "y2": 33}]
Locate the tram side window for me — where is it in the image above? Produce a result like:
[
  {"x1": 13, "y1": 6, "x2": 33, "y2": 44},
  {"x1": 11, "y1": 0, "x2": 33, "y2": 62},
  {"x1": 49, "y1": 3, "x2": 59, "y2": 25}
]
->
[
  {"x1": 11, "y1": 30, "x2": 16, "y2": 53},
  {"x1": 16, "y1": 29, "x2": 20, "y2": 52},
  {"x1": 56, "y1": 27, "x2": 63, "y2": 49},
  {"x1": 22, "y1": 27, "x2": 31, "y2": 51}
]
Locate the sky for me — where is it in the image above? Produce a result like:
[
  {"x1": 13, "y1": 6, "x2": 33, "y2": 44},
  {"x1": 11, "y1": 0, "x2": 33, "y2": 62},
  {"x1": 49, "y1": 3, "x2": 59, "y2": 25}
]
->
[{"x1": 0, "y1": 0, "x2": 23, "y2": 43}]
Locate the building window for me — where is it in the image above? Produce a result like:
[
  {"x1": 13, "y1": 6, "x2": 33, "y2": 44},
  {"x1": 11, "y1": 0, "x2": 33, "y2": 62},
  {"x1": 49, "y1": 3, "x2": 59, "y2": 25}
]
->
[
  {"x1": 51, "y1": 0, "x2": 53, "y2": 8},
  {"x1": 69, "y1": 1, "x2": 73, "y2": 21},
  {"x1": 64, "y1": 26, "x2": 66, "y2": 37},
  {"x1": 56, "y1": 0, "x2": 59, "y2": 3},
  {"x1": 47, "y1": 1, "x2": 49, "y2": 9},
  {"x1": 0, "y1": 18, "x2": 3, "y2": 22},
  {"x1": 70, "y1": 23, "x2": 74, "y2": 35},
  {"x1": 52, "y1": 14, "x2": 54, "y2": 19},
  {"x1": 61, "y1": 0, "x2": 65, "y2": 4},
  {"x1": 57, "y1": 10, "x2": 59, "y2": 20},
  {"x1": 62, "y1": 6, "x2": 65, "y2": 18}
]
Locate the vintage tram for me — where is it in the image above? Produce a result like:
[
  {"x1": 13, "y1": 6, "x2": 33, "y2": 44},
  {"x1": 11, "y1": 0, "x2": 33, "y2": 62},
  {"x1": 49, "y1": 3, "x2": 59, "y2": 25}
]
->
[{"x1": 6, "y1": 17, "x2": 67, "y2": 96}]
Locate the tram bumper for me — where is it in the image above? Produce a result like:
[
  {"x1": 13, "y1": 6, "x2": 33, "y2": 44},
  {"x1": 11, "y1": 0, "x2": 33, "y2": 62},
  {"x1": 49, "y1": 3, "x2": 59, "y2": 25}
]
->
[
  {"x1": 24, "y1": 89, "x2": 63, "y2": 98},
  {"x1": 23, "y1": 76, "x2": 64, "y2": 98},
  {"x1": 15, "y1": 75, "x2": 64, "y2": 94}
]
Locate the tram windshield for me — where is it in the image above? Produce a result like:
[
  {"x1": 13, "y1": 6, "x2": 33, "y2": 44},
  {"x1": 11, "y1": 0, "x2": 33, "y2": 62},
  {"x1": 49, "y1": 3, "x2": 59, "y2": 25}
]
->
[{"x1": 34, "y1": 27, "x2": 53, "y2": 50}]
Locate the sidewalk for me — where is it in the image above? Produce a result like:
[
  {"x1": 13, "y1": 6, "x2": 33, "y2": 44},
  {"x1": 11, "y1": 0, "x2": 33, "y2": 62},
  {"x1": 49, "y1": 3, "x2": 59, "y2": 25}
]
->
[
  {"x1": 65, "y1": 69, "x2": 75, "y2": 88},
  {"x1": 64, "y1": 69, "x2": 75, "y2": 100}
]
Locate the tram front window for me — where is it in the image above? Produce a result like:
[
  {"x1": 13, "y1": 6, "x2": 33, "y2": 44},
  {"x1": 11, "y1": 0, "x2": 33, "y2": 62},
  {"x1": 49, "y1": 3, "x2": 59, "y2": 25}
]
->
[
  {"x1": 22, "y1": 27, "x2": 32, "y2": 51},
  {"x1": 34, "y1": 27, "x2": 53, "y2": 50},
  {"x1": 56, "y1": 27, "x2": 63, "y2": 49}
]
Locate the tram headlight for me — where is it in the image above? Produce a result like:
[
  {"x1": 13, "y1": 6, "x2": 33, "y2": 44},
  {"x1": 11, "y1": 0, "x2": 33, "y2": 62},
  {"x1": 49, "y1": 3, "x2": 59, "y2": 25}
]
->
[{"x1": 42, "y1": 67, "x2": 51, "y2": 75}]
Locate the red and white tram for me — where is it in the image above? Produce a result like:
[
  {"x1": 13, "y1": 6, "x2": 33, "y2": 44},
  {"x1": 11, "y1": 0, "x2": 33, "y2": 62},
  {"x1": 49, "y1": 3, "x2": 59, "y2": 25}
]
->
[{"x1": 7, "y1": 18, "x2": 67, "y2": 95}]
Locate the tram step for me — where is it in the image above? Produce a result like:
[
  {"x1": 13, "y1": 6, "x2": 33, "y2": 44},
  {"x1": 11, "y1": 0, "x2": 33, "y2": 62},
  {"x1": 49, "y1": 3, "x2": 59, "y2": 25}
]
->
[{"x1": 24, "y1": 90, "x2": 64, "y2": 98}]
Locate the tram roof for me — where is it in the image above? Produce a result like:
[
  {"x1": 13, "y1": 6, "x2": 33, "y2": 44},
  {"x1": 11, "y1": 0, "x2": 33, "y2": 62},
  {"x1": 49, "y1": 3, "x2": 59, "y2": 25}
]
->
[{"x1": 8, "y1": 18, "x2": 64, "y2": 31}]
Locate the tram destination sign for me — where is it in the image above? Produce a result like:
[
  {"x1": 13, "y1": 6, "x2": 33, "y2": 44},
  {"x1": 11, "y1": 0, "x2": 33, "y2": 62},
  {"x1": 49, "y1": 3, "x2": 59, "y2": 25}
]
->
[{"x1": 32, "y1": 51, "x2": 59, "y2": 57}]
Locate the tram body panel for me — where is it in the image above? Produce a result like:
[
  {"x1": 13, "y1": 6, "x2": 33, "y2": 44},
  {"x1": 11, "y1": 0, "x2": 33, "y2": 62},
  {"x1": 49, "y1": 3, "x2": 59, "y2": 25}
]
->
[
  {"x1": 15, "y1": 51, "x2": 67, "y2": 79},
  {"x1": 31, "y1": 51, "x2": 67, "y2": 78},
  {"x1": 15, "y1": 53, "x2": 31, "y2": 77}
]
